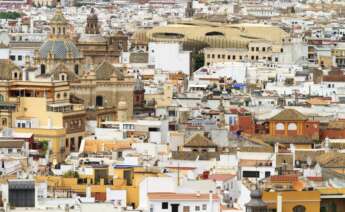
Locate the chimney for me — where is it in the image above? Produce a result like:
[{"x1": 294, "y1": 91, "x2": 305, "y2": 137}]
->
[{"x1": 277, "y1": 192, "x2": 282, "y2": 212}]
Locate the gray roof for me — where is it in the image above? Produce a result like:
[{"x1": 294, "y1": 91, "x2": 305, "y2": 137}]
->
[
  {"x1": 39, "y1": 39, "x2": 81, "y2": 60},
  {"x1": 8, "y1": 180, "x2": 35, "y2": 189}
]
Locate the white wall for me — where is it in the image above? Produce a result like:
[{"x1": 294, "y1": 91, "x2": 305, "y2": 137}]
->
[
  {"x1": 148, "y1": 42, "x2": 191, "y2": 75},
  {"x1": 139, "y1": 177, "x2": 176, "y2": 209},
  {"x1": 149, "y1": 199, "x2": 220, "y2": 212},
  {"x1": 106, "y1": 188, "x2": 126, "y2": 207}
]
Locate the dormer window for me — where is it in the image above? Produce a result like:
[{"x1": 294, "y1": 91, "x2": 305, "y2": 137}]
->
[{"x1": 60, "y1": 73, "x2": 67, "y2": 81}]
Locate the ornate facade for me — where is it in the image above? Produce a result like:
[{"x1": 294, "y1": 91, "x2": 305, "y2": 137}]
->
[
  {"x1": 34, "y1": 3, "x2": 84, "y2": 79},
  {"x1": 70, "y1": 61, "x2": 135, "y2": 120},
  {"x1": 77, "y1": 8, "x2": 129, "y2": 65}
]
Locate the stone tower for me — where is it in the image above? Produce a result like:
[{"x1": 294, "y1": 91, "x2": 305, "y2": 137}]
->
[
  {"x1": 85, "y1": 8, "x2": 100, "y2": 34},
  {"x1": 185, "y1": 0, "x2": 194, "y2": 18}
]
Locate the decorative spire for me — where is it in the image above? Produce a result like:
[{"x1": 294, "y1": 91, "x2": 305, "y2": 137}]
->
[{"x1": 49, "y1": 0, "x2": 68, "y2": 39}]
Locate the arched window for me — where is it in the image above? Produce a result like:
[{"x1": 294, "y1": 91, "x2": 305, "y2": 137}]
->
[
  {"x1": 60, "y1": 73, "x2": 66, "y2": 81},
  {"x1": 40, "y1": 64, "x2": 46, "y2": 75},
  {"x1": 74, "y1": 64, "x2": 79, "y2": 75},
  {"x1": 96, "y1": 96, "x2": 103, "y2": 107},
  {"x1": 288, "y1": 123, "x2": 297, "y2": 131},
  {"x1": 276, "y1": 123, "x2": 285, "y2": 130},
  {"x1": 13, "y1": 72, "x2": 18, "y2": 79},
  {"x1": 2, "y1": 118, "x2": 6, "y2": 126},
  {"x1": 293, "y1": 205, "x2": 306, "y2": 212}
]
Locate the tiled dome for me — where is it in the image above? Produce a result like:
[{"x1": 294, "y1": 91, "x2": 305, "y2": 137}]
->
[{"x1": 39, "y1": 40, "x2": 81, "y2": 59}]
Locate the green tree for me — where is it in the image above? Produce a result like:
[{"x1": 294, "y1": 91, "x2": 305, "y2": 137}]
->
[
  {"x1": 0, "y1": 11, "x2": 21, "y2": 20},
  {"x1": 192, "y1": 52, "x2": 205, "y2": 72}
]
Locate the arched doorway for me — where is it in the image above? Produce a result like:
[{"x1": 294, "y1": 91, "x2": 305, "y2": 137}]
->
[{"x1": 293, "y1": 205, "x2": 306, "y2": 212}]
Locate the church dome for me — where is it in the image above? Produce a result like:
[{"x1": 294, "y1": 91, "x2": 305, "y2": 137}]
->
[
  {"x1": 39, "y1": 39, "x2": 81, "y2": 59},
  {"x1": 38, "y1": 2, "x2": 82, "y2": 60}
]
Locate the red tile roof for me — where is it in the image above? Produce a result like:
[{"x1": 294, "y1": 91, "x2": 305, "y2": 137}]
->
[
  {"x1": 307, "y1": 176, "x2": 323, "y2": 182},
  {"x1": 270, "y1": 175, "x2": 298, "y2": 182},
  {"x1": 209, "y1": 174, "x2": 236, "y2": 182}
]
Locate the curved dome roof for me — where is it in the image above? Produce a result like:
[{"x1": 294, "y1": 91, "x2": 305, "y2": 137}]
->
[{"x1": 39, "y1": 39, "x2": 81, "y2": 60}]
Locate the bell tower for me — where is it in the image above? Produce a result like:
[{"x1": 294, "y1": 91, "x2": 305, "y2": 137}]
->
[
  {"x1": 49, "y1": 1, "x2": 69, "y2": 39},
  {"x1": 85, "y1": 8, "x2": 100, "y2": 34}
]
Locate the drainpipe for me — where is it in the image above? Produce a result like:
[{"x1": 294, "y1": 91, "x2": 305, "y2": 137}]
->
[
  {"x1": 277, "y1": 192, "x2": 282, "y2": 212},
  {"x1": 209, "y1": 190, "x2": 213, "y2": 212}
]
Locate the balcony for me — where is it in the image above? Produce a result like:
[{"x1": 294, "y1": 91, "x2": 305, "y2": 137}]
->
[{"x1": 47, "y1": 103, "x2": 85, "y2": 113}]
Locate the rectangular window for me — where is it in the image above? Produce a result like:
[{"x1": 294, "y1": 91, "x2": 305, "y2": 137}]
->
[
  {"x1": 243, "y1": 171, "x2": 260, "y2": 178},
  {"x1": 202, "y1": 204, "x2": 207, "y2": 210},
  {"x1": 18, "y1": 55, "x2": 22, "y2": 61},
  {"x1": 195, "y1": 205, "x2": 200, "y2": 211},
  {"x1": 183, "y1": 206, "x2": 190, "y2": 212},
  {"x1": 162, "y1": 202, "x2": 168, "y2": 209},
  {"x1": 10, "y1": 55, "x2": 15, "y2": 61}
]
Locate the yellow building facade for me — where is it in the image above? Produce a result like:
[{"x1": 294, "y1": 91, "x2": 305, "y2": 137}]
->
[
  {"x1": 35, "y1": 167, "x2": 161, "y2": 208},
  {"x1": 13, "y1": 97, "x2": 86, "y2": 162},
  {"x1": 263, "y1": 191, "x2": 320, "y2": 212}
]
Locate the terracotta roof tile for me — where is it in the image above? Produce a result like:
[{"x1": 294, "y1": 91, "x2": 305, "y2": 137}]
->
[
  {"x1": 270, "y1": 175, "x2": 298, "y2": 182},
  {"x1": 270, "y1": 109, "x2": 307, "y2": 121},
  {"x1": 209, "y1": 174, "x2": 236, "y2": 182},
  {"x1": 83, "y1": 139, "x2": 134, "y2": 153},
  {"x1": 184, "y1": 134, "x2": 217, "y2": 148},
  {"x1": 307, "y1": 176, "x2": 323, "y2": 182}
]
